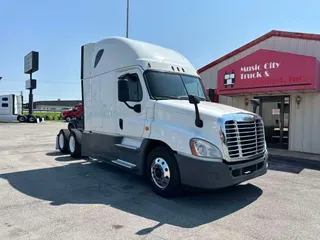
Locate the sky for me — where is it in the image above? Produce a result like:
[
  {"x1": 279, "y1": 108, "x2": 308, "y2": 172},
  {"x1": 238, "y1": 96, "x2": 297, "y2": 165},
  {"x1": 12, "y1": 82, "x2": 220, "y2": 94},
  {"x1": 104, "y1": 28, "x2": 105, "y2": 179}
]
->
[{"x1": 1, "y1": 0, "x2": 320, "y2": 101}]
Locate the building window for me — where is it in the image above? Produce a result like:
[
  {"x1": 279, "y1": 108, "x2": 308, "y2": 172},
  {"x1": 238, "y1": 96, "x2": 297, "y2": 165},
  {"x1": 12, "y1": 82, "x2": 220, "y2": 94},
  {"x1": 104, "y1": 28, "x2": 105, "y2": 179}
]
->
[
  {"x1": 2, "y1": 97, "x2": 8, "y2": 101},
  {"x1": 127, "y1": 74, "x2": 143, "y2": 102},
  {"x1": 1, "y1": 103, "x2": 8, "y2": 107}
]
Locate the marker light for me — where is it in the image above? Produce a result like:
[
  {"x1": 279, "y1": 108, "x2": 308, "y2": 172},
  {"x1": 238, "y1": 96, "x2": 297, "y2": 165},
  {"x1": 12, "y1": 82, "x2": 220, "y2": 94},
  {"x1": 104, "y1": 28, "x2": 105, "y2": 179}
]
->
[
  {"x1": 148, "y1": 63, "x2": 152, "y2": 68},
  {"x1": 171, "y1": 66, "x2": 175, "y2": 71},
  {"x1": 177, "y1": 67, "x2": 180, "y2": 71}
]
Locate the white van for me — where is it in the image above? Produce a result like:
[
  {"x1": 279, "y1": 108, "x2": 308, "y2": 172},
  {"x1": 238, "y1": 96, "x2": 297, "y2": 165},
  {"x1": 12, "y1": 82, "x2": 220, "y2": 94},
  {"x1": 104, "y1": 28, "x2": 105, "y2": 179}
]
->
[{"x1": 56, "y1": 37, "x2": 268, "y2": 198}]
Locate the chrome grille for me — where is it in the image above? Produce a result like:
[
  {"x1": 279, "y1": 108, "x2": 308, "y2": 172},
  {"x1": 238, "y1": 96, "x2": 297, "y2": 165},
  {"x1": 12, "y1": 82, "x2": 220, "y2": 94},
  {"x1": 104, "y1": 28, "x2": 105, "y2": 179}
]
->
[{"x1": 225, "y1": 119, "x2": 265, "y2": 159}]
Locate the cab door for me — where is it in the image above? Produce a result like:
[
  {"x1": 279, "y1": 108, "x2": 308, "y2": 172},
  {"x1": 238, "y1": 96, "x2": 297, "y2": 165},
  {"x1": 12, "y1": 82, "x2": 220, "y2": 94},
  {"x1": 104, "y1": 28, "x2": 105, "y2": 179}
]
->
[{"x1": 115, "y1": 68, "x2": 149, "y2": 138}]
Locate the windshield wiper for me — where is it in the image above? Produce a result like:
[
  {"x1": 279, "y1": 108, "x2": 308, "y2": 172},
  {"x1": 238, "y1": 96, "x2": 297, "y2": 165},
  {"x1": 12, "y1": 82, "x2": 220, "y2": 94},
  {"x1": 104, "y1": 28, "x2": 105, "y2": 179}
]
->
[
  {"x1": 155, "y1": 95, "x2": 206, "y2": 101},
  {"x1": 155, "y1": 96, "x2": 180, "y2": 100}
]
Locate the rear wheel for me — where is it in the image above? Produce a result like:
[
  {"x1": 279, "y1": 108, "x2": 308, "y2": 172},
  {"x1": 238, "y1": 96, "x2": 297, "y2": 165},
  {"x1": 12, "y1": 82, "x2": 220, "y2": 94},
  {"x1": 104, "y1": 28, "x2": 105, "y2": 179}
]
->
[
  {"x1": 69, "y1": 131, "x2": 81, "y2": 158},
  {"x1": 28, "y1": 115, "x2": 36, "y2": 123},
  {"x1": 17, "y1": 115, "x2": 26, "y2": 122},
  {"x1": 57, "y1": 129, "x2": 70, "y2": 154},
  {"x1": 147, "y1": 146, "x2": 181, "y2": 198}
]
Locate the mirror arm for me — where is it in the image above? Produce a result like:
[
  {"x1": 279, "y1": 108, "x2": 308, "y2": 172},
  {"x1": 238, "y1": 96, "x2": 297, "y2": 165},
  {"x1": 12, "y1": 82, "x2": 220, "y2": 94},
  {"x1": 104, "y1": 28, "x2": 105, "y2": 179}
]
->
[
  {"x1": 123, "y1": 102, "x2": 141, "y2": 113},
  {"x1": 124, "y1": 102, "x2": 134, "y2": 110},
  {"x1": 194, "y1": 104, "x2": 203, "y2": 128}
]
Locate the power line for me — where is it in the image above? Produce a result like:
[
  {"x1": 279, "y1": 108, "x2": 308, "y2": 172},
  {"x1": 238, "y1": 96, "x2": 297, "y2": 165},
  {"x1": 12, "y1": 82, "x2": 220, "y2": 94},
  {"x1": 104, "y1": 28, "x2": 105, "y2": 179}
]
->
[{"x1": 1, "y1": 80, "x2": 79, "y2": 84}]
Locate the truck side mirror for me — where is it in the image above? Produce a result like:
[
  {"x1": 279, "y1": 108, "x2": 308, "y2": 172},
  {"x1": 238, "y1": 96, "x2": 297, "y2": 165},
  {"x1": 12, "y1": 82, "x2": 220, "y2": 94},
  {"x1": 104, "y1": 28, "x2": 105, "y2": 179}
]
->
[
  {"x1": 188, "y1": 95, "x2": 203, "y2": 128},
  {"x1": 118, "y1": 79, "x2": 129, "y2": 102},
  {"x1": 188, "y1": 95, "x2": 200, "y2": 104},
  {"x1": 117, "y1": 76, "x2": 141, "y2": 113}
]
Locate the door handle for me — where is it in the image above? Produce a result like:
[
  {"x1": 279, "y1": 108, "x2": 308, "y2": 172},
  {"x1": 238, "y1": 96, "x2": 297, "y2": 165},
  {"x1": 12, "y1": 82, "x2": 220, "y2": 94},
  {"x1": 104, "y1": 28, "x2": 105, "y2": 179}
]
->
[{"x1": 119, "y1": 119, "x2": 123, "y2": 130}]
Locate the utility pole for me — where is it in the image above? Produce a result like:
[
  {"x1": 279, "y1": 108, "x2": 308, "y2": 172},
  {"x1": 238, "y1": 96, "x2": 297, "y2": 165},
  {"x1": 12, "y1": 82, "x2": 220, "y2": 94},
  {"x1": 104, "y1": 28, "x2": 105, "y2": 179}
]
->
[
  {"x1": 24, "y1": 51, "x2": 39, "y2": 115},
  {"x1": 126, "y1": 0, "x2": 129, "y2": 38},
  {"x1": 20, "y1": 91, "x2": 24, "y2": 115}
]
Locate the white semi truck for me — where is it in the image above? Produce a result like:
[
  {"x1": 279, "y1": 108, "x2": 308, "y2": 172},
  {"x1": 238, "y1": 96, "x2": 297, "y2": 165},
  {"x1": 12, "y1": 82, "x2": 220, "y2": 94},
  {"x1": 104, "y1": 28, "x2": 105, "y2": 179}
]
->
[
  {"x1": 56, "y1": 37, "x2": 268, "y2": 198},
  {"x1": 0, "y1": 94, "x2": 24, "y2": 122},
  {"x1": 0, "y1": 94, "x2": 39, "y2": 123}
]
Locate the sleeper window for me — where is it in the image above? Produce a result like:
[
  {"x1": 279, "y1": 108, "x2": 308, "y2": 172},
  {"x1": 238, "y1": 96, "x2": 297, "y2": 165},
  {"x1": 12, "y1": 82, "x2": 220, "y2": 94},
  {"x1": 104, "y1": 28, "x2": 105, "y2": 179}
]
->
[
  {"x1": 2, "y1": 97, "x2": 8, "y2": 101},
  {"x1": 2, "y1": 103, "x2": 9, "y2": 107},
  {"x1": 127, "y1": 74, "x2": 143, "y2": 102}
]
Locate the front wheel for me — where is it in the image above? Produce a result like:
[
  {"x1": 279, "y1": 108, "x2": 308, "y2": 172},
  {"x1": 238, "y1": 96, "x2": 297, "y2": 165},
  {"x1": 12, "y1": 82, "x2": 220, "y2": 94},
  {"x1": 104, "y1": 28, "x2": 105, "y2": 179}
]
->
[
  {"x1": 146, "y1": 146, "x2": 181, "y2": 198},
  {"x1": 65, "y1": 116, "x2": 71, "y2": 122}
]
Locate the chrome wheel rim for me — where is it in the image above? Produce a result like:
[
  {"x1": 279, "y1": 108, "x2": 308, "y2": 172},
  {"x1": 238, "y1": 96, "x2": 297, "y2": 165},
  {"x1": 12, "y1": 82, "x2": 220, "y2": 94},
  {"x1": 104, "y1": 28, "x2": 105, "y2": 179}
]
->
[
  {"x1": 151, "y1": 157, "x2": 170, "y2": 189},
  {"x1": 69, "y1": 135, "x2": 75, "y2": 153},
  {"x1": 59, "y1": 134, "x2": 64, "y2": 149}
]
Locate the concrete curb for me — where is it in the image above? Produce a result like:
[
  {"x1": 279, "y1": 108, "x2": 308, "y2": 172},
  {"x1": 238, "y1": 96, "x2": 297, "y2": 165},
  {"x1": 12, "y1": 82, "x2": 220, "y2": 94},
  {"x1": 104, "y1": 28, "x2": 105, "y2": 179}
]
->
[{"x1": 269, "y1": 154, "x2": 320, "y2": 170}]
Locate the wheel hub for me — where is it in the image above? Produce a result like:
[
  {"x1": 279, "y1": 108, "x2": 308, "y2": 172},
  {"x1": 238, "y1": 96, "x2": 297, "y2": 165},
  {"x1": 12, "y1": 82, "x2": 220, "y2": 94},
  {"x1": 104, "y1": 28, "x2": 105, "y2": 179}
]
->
[
  {"x1": 69, "y1": 136, "x2": 75, "y2": 153},
  {"x1": 59, "y1": 134, "x2": 64, "y2": 149},
  {"x1": 151, "y1": 157, "x2": 171, "y2": 189}
]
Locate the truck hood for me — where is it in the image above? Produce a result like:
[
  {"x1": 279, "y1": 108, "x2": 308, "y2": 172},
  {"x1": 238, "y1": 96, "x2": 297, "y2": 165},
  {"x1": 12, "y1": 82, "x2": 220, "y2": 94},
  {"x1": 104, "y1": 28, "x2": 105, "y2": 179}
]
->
[{"x1": 155, "y1": 100, "x2": 253, "y2": 119}]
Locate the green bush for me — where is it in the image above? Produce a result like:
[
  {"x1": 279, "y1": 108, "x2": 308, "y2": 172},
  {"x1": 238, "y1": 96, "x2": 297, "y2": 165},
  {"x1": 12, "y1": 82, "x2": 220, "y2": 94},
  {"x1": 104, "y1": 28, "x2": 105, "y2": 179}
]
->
[{"x1": 23, "y1": 111, "x2": 63, "y2": 121}]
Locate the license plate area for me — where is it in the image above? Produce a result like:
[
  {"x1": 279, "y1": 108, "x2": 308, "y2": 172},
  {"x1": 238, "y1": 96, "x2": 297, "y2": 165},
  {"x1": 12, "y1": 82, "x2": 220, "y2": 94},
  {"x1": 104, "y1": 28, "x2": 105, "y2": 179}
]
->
[{"x1": 231, "y1": 161, "x2": 264, "y2": 177}]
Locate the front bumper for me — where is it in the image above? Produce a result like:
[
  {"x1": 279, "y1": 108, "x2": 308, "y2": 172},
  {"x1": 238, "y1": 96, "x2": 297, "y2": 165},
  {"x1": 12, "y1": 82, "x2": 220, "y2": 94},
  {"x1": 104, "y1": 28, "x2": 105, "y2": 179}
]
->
[{"x1": 175, "y1": 151, "x2": 268, "y2": 189}]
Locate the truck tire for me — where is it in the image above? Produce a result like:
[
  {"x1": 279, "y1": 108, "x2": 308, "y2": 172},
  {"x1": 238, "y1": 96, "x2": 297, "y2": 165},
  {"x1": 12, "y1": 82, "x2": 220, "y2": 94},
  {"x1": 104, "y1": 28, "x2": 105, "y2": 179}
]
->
[
  {"x1": 146, "y1": 146, "x2": 181, "y2": 198},
  {"x1": 65, "y1": 116, "x2": 71, "y2": 122},
  {"x1": 57, "y1": 129, "x2": 70, "y2": 154},
  {"x1": 28, "y1": 115, "x2": 36, "y2": 123},
  {"x1": 68, "y1": 122, "x2": 75, "y2": 131},
  {"x1": 69, "y1": 130, "x2": 82, "y2": 158},
  {"x1": 17, "y1": 115, "x2": 26, "y2": 122}
]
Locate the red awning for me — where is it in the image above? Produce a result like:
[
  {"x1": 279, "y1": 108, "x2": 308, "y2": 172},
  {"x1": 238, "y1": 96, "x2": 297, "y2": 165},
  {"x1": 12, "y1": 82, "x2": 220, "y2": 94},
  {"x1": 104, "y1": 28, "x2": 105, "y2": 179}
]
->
[{"x1": 217, "y1": 49, "x2": 320, "y2": 95}]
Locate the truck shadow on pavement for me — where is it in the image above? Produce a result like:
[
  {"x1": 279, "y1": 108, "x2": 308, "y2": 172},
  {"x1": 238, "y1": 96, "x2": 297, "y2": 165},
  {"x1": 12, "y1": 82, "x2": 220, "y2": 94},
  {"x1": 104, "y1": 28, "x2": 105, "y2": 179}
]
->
[{"x1": 0, "y1": 152, "x2": 263, "y2": 235}]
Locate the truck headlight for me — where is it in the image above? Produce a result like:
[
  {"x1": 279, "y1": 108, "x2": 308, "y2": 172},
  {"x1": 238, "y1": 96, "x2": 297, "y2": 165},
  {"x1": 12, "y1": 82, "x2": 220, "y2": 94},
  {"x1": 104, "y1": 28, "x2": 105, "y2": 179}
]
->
[{"x1": 190, "y1": 138, "x2": 223, "y2": 159}]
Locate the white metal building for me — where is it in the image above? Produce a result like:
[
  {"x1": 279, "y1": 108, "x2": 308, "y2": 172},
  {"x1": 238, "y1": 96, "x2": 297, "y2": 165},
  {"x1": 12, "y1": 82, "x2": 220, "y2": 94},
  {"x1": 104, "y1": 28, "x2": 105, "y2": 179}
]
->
[
  {"x1": 199, "y1": 30, "x2": 320, "y2": 154},
  {"x1": 28, "y1": 100, "x2": 81, "y2": 111}
]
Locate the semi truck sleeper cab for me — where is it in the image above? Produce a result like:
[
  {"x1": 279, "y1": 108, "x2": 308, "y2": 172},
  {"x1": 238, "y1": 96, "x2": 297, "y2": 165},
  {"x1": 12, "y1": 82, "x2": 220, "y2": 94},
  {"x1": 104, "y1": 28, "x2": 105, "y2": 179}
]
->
[{"x1": 56, "y1": 37, "x2": 268, "y2": 198}]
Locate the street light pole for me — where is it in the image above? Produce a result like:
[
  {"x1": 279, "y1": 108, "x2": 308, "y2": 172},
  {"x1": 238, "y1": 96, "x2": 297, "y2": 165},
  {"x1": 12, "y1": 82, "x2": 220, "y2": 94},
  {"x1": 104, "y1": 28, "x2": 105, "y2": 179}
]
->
[{"x1": 126, "y1": 0, "x2": 129, "y2": 38}]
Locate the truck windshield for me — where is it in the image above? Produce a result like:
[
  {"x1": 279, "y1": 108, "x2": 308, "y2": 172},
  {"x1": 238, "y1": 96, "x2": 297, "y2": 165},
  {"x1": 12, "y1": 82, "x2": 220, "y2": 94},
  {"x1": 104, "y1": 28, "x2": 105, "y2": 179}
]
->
[{"x1": 145, "y1": 71, "x2": 206, "y2": 101}]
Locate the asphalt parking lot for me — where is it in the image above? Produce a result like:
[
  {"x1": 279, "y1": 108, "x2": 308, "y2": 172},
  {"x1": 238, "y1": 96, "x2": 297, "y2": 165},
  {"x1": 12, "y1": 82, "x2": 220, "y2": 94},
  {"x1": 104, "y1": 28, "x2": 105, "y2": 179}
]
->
[{"x1": 0, "y1": 122, "x2": 319, "y2": 240}]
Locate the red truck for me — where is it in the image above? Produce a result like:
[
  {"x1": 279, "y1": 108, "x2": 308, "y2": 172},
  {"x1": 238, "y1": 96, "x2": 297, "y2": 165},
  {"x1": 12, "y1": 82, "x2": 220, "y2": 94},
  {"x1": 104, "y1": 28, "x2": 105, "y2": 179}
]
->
[{"x1": 61, "y1": 103, "x2": 83, "y2": 122}]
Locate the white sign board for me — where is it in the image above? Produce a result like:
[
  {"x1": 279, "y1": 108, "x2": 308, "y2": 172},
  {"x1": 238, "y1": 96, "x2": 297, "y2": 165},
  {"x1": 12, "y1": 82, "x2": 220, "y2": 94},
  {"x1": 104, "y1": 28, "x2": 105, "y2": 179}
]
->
[{"x1": 272, "y1": 109, "x2": 280, "y2": 115}]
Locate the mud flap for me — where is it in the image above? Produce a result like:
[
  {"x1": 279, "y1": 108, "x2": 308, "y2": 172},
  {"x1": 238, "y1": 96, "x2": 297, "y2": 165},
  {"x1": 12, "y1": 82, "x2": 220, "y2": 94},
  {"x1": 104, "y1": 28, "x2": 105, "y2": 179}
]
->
[{"x1": 55, "y1": 135, "x2": 59, "y2": 150}]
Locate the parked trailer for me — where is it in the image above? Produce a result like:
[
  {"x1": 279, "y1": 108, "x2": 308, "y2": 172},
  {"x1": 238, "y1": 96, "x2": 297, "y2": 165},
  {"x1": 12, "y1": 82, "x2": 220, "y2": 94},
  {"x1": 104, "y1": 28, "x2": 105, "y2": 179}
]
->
[{"x1": 56, "y1": 37, "x2": 268, "y2": 198}]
